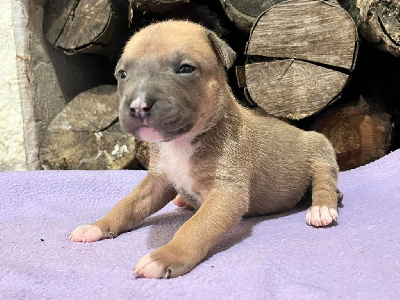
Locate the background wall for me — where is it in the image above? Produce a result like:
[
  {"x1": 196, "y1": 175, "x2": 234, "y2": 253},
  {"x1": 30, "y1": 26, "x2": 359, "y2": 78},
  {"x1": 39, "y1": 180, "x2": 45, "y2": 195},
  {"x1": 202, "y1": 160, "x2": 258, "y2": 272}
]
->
[
  {"x1": 0, "y1": 0, "x2": 27, "y2": 171},
  {"x1": 0, "y1": 0, "x2": 115, "y2": 171}
]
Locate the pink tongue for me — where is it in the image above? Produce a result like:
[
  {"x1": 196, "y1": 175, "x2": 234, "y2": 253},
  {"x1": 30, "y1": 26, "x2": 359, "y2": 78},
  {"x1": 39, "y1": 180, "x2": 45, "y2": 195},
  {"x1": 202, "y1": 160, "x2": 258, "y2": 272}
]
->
[{"x1": 139, "y1": 126, "x2": 164, "y2": 142}]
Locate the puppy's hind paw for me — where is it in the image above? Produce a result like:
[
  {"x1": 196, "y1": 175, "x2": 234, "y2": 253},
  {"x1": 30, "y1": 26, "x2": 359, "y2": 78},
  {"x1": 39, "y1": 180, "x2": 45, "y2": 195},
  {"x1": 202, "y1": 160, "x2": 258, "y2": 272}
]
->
[
  {"x1": 306, "y1": 206, "x2": 338, "y2": 227},
  {"x1": 70, "y1": 225, "x2": 106, "y2": 243}
]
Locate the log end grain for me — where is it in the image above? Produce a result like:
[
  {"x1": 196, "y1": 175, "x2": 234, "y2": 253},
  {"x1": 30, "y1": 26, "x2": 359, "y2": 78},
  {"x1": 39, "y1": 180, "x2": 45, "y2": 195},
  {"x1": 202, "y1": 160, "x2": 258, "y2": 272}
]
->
[
  {"x1": 245, "y1": 59, "x2": 348, "y2": 120},
  {"x1": 312, "y1": 97, "x2": 393, "y2": 170}
]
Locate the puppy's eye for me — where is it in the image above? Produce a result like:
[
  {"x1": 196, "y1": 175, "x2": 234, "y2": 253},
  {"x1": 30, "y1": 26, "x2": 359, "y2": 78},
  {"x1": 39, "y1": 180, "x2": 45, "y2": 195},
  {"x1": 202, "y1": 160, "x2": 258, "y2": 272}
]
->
[
  {"x1": 177, "y1": 64, "x2": 196, "y2": 74},
  {"x1": 118, "y1": 70, "x2": 127, "y2": 79}
]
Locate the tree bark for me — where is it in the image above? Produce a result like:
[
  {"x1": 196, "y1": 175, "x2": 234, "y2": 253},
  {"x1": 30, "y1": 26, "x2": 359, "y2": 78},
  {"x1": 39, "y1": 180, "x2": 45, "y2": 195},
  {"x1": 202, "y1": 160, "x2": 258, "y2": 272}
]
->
[
  {"x1": 348, "y1": 0, "x2": 400, "y2": 56},
  {"x1": 135, "y1": 141, "x2": 150, "y2": 169},
  {"x1": 218, "y1": 0, "x2": 286, "y2": 32}
]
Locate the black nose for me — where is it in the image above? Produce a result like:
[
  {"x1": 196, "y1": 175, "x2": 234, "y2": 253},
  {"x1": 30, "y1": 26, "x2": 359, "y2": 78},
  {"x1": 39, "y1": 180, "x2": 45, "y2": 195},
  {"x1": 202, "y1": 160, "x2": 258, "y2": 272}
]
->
[{"x1": 129, "y1": 101, "x2": 154, "y2": 119}]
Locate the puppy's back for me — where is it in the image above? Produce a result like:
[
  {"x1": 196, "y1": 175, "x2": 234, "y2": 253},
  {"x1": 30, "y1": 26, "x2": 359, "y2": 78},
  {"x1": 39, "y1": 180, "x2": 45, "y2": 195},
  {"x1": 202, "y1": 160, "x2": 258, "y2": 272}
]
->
[{"x1": 241, "y1": 109, "x2": 320, "y2": 214}]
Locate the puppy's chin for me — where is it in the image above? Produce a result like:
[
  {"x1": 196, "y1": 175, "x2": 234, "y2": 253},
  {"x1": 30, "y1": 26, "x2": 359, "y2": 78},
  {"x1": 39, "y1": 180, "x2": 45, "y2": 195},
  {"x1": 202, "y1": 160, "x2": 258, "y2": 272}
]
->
[
  {"x1": 136, "y1": 124, "x2": 195, "y2": 143},
  {"x1": 137, "y1": 126, "x2": 165, "y2": 142}
]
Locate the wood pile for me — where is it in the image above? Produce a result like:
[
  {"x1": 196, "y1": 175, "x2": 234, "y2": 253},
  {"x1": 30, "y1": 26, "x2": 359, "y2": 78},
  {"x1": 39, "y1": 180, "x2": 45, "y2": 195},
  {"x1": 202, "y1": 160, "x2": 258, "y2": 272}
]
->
[
  {"x1": 41, "y1": 0, "x2": 400, "y2": 171},
  {"x1": 238, "y1": 0, "x2": 358, "y2": 120}
]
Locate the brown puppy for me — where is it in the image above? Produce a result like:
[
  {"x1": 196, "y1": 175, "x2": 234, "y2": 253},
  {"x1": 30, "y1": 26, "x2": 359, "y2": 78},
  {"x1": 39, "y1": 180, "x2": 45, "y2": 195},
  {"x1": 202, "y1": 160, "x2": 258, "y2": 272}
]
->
[{"x1": 70, "y1": 20, "x2": 340, "y2": 279}]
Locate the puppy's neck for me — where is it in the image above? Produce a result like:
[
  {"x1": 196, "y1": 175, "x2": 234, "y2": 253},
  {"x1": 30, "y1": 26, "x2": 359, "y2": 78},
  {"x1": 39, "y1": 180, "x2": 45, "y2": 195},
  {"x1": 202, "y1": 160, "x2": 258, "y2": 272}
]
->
[
  {"x1": 160, "y1": 86, "x2": 240, "y2": 150},
  {"x1": 192, "y1": 89, "x2": 240, "y2": 143}
]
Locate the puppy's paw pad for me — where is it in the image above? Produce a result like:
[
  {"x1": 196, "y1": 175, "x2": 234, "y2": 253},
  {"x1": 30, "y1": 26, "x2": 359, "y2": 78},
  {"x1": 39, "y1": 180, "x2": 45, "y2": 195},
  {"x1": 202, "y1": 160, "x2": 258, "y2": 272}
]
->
[
  {"x1": 306, "y1": 206, "x2": 337, "y2": 227},
  {"x1": 134, "y1": 254, "x2": 166, "y2": 279},
  {"x1": 70, "y1": 225, "x2": 104, "y2": 243}
]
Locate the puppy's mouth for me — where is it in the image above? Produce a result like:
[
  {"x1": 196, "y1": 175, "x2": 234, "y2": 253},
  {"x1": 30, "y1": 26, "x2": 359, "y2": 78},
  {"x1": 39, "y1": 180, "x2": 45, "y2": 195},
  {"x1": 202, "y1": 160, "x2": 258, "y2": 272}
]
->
[
  {"x1": 133, "y1": 122, "x2": 194, "y2": 143},
  {"x1": 162, "y1": 123, "x2": 195, "y2": 141},
  {"x1": 119, "y1": 97, "x2": 196, "y2": 142}
]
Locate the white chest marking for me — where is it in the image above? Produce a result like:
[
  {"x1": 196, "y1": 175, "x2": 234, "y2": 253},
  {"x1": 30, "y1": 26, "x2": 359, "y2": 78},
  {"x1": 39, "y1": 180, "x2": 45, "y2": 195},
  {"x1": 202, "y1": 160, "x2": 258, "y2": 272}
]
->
[{"x1": 156, "y1": 136, "x2": 200, "y2": 201}]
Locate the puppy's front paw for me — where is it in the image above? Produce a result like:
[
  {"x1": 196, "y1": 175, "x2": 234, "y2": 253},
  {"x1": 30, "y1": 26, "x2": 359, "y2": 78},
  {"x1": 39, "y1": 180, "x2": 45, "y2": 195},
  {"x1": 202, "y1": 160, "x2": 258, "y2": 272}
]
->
[
  {"x1": 70, "y1": 225, "x2": 107, "y2": 243},
  {"x1": 306, "y1": 206, "x2": 338, "y2": 227},
  {"x1": 134, "y1": 243, "x2": 197, "y2": 279}
]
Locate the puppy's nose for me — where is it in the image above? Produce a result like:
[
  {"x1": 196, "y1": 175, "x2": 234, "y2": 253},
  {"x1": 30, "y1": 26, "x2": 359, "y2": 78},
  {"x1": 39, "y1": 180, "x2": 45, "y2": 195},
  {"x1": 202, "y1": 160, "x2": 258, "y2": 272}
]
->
[{"x1": 129, "y1": 99, "x2": 154, "y2": 119}]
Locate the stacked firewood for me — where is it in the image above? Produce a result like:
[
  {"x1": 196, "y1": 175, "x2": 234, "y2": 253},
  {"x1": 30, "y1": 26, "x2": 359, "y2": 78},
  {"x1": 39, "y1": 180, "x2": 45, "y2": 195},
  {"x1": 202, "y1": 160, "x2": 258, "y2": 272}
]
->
[{"x1": 41, "y1": 0, "x2": 400, "y2": 171}]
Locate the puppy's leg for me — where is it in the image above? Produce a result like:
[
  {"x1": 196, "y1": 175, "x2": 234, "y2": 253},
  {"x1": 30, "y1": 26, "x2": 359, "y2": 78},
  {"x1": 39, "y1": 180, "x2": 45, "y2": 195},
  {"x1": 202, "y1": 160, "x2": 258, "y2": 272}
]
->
[
  {"x1": 306, "y1": 134, "x2": 339, "y2": 227},
  {"x1": 70, "y1": 173, "x2": 176, "y2": 242},
  {"x1": 134, "y1": 187, "x2": 248, "y2": 278}
]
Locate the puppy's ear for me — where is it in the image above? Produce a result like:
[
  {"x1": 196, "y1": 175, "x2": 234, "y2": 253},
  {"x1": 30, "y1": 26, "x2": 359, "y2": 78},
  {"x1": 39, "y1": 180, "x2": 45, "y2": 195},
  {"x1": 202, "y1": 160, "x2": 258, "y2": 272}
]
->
[{"x1": 206, "y1": 30, "x2": 236, "y2": 69}]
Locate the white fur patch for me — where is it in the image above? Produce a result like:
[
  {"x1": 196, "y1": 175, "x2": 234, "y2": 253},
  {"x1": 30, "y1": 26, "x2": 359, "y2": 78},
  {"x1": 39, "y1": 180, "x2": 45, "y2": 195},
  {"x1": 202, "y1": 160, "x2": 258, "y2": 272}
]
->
[
  {"x1": 156, "y1": 136, "x2": 201, "y2": 204},
  {"x1": 306, "y1": 205, "x2": 338, "y2": 227}
]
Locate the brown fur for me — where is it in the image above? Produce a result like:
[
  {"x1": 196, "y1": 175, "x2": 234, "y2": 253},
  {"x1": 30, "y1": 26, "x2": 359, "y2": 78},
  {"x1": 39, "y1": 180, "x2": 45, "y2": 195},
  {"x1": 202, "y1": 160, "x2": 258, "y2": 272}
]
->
[{"x1": 70, "y1": 20, "x2": 340, "y2": 279}]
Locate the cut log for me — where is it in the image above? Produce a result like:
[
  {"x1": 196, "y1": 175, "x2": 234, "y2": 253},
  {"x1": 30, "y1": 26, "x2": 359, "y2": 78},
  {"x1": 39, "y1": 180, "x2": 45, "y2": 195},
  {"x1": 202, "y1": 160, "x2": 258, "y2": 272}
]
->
[
  {"x1": 245, "y1": 60, "x2": 349, "y2": 120},
  {"x1": 218, "y1": 0, "x2": 286, "y2": 32},
  {"x1": 129, "y1": 0, "x2": 190, "y2": 12},
  {"x1": 348, "y1": 0, "x2": 400, "y2": 56},
  {"x1": 311, "y1": 96, "x2": 393, "y2": 171},
  {"x1": 44, "y1": 0, "x2": 130, "y2": 55},
  {"x1": 40, "y1": 86, "x2": 139, "y2": 170},
  {"x1": 239, "y1": 0, "x2": 358, "y2": 120},
  {"x1": 135, "y1": 140, "x2": 150, "y2": 169}
]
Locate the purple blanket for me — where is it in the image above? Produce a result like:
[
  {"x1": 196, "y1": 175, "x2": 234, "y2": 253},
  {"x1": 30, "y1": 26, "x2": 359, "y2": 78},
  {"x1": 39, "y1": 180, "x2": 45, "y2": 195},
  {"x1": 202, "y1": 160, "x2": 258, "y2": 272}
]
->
[{"x1": 1, "y1": 150, "x2": 399, "y2": 299}]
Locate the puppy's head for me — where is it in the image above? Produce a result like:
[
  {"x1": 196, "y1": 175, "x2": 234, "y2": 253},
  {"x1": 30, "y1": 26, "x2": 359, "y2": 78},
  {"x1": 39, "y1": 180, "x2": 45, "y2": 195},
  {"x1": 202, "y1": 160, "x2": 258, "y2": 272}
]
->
[{"x1": 115, "y1": 20, "x2": 236, "y2": 142}]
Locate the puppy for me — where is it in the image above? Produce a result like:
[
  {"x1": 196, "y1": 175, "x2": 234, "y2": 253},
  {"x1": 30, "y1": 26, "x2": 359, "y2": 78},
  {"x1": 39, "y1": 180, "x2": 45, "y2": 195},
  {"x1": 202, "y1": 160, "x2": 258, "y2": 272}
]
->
[{"x1": 70, "y1": 20, "x2": 340, "y2": 279}]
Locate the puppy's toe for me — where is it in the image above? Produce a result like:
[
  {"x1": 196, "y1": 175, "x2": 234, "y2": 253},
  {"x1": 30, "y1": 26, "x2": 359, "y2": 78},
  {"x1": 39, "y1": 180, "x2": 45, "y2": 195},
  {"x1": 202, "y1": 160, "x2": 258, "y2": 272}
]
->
[
  {"x1": 70, "y1": 225, "x2": 105, "y2": 243},
  {"x1": 134, "y1": 254, "x2": 166, "y2": 279},
  {"x1": 134, "y1": 244, "x2": 196, "y2": 279},
  {"x1": 306, "y1": 206, "x2": 337, "y2": 227}
]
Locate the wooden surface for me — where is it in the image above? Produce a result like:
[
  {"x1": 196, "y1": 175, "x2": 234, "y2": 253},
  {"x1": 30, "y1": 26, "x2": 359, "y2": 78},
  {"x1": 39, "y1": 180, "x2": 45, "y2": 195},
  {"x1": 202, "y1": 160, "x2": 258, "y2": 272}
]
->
[
  {"x1": 245, "y1": 59, "x2": 348, "y2": 119},
  {"x1": 247, "y1": 0, "x2": 357, "y2": 69},
  {"x1": 40, "y1": 86, "x2": 139, "y2": 170},
  {"x1": 348, "y1": 0, "x2": 400, "y2": 56},
  {"x1": 44, "y1": 0, "x2": 129, "y2": 55},
  {"x1": 135, "y1": 140, "x2": 150, "y2": 169},
  {"x1": 218, "y1": 0, "x2": 285, "y2": 31},
  {"x1": 311, "y1": 97, "x2": 393, "y2": 170},
  {"x1": 243, "y1": 0, "x2": 358, "y2": 120}
]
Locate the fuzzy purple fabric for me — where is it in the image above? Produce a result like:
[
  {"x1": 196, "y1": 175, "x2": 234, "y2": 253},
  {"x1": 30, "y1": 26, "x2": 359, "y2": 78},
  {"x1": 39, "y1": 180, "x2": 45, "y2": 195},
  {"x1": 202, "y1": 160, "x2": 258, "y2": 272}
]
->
[{"x1": 1, "y1": 150, "x2": 399, "y2": 299}]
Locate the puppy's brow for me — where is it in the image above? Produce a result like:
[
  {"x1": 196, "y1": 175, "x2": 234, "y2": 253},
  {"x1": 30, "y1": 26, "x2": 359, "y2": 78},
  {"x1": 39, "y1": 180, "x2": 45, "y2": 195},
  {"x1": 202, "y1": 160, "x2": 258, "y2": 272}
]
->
[
  {"x1": 171, "y1": 51, "x2": 195, "y2": 65},
  {"x1": 123, "y1": 59, "x2": 136, "y2": 70}
]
